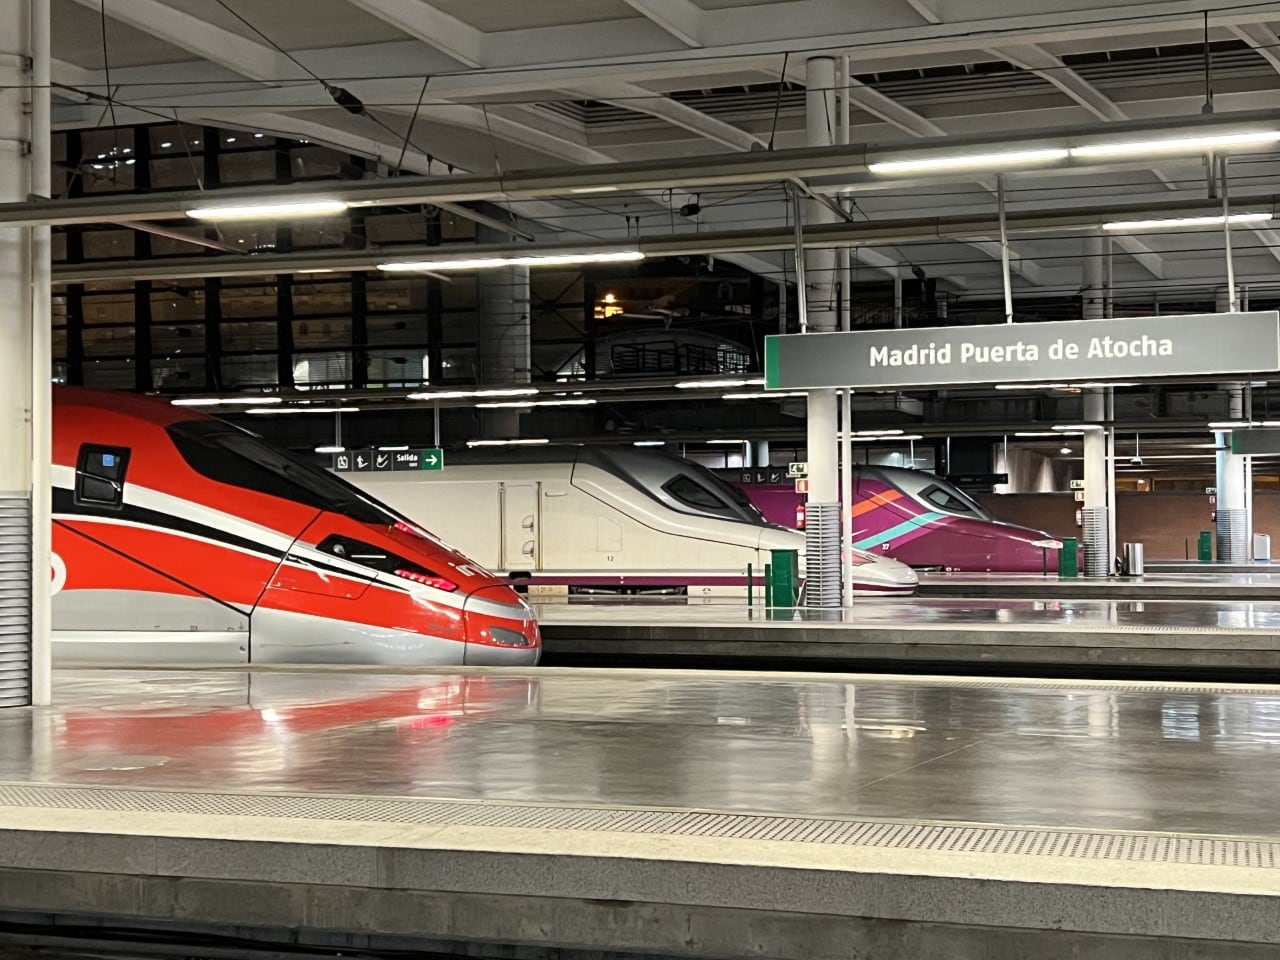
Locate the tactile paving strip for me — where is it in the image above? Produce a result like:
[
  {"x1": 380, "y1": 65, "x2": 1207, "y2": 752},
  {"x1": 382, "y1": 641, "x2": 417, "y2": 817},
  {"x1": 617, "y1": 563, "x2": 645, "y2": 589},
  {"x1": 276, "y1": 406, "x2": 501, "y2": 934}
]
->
[{"x1": 0, "y1": 782, "x2": 1277, "y2": 869}]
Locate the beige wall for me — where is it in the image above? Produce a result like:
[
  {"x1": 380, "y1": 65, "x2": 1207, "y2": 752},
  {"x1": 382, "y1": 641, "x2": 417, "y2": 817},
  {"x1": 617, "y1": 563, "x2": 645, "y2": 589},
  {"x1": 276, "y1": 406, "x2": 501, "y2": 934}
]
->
[{"x1": 977, "y1": 492, "x2": 1280, "y2": 560}]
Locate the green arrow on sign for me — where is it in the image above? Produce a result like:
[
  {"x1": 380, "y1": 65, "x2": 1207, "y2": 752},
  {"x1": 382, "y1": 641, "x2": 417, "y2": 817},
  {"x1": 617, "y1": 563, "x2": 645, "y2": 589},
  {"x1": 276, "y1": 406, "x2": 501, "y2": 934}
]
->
[{"x1": 421, "y1": 447, "x2": 445, "y2": 471}]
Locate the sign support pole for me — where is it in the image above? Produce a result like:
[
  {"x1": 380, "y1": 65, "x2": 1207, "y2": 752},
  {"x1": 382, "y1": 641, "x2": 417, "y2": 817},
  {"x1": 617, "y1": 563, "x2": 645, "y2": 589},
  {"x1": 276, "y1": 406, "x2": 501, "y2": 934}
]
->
[
  {"x1": 998, "y1": 173, "x2": 1013, "y2": 324},
  {"x1": 1221, "y1": 156, "x2": 1237, "y2": 312},
  {"x1": 790, "y1": 183, "x2": 808, "y2": 333}
]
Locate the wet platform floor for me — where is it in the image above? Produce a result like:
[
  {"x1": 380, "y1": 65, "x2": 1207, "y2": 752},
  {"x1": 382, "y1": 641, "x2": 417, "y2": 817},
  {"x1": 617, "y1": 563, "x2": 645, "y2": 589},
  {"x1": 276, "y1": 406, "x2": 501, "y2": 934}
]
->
[{"x1": 6, "y1": 666, "x2": 1280, "y2": 839}]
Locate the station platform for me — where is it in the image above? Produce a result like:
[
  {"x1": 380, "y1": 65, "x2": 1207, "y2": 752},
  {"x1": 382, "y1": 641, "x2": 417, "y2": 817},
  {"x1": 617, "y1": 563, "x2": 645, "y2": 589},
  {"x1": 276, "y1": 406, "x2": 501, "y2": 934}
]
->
[
  {"x1": 536, "y1": 597, "x2": 1280, "y2": 673},
  {"x1": 916, "y1": 570, "x2": 1280, "y2": 600},
  {"x1": 3, "y1": 665, "x2": 1280, "y2": 958}
]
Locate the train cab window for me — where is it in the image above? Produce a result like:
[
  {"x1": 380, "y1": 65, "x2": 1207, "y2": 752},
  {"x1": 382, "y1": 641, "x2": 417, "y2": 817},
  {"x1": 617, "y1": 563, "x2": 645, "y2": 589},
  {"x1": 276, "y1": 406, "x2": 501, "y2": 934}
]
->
[
  {"x1": 168, "y1": 420, "x2": 394, "y2": 525},
  {"x1": 75, "y1": 444, "x2": 130, "y2": 508},
  {"x1": 663, "y1": 475, "x2": 725, "y2": 511},
  {"x1": 921, "y1": 484, "x2": 976, "y2": 514}
]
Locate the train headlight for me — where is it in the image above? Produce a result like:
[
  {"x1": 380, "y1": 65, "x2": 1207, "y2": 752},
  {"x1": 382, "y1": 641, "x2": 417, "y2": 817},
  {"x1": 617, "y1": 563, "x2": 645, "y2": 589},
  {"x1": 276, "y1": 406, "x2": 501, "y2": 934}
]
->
[{"x1": 488, "y1": 626, "x2": 531, "y2": 647}]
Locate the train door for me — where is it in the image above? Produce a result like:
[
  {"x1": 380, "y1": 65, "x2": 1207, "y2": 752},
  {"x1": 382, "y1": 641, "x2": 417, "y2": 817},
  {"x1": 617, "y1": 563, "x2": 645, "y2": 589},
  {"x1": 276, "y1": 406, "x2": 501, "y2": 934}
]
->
[{"x1": 501, "y1": 483, "x2": 540, "y2": 571}]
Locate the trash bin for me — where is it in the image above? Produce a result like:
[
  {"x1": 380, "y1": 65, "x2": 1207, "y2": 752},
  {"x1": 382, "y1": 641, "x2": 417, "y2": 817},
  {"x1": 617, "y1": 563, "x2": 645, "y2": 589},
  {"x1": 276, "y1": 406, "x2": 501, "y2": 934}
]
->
[
  {"x1": 769, "y1": 549, "x2": 799, "y2": 607},
  {"x1": 1255, "y1": 533, "x2": 1272, "y2": 563},
  {"x1": 1059, "y1": 537, "x2": 1079, "y2": 579},
  {"x1": 1122, "y1": 542, "x2": 1145, "y2": 577}
]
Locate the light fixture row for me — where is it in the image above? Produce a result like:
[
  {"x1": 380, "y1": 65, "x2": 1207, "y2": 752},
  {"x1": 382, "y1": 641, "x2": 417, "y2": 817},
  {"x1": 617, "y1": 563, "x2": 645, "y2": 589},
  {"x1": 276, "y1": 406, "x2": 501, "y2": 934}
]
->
[{"x1": 867, "y1": 130, "x2": 1280, "y2": 175}]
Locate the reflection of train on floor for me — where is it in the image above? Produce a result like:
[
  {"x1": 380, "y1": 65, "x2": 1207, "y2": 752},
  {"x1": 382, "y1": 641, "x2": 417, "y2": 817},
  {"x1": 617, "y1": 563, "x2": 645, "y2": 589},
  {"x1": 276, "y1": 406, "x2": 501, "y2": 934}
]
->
[
  {"x1": 730, "y1": 465, "x2": 1062, "y2": 573},
  {"x1": 348, "y1": 448, "x2": 918, "y2": 597},
  {"x1": 52, "y1": 388, "x2": 539, "y2": 666}
]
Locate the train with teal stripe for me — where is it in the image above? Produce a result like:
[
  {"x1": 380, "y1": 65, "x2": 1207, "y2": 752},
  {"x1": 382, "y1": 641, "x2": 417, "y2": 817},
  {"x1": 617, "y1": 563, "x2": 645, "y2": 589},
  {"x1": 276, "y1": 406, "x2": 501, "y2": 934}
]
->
[{"x1": 733, "y1": 466, "x2": 1063, "y2": 573}]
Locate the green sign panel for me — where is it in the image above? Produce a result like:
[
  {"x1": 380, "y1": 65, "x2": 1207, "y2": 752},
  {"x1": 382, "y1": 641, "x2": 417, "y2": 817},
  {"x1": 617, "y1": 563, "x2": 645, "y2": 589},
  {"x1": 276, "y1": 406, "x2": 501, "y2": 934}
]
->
[{"x1": 420, "y1": 447, "x2": 444, "y2": 471}]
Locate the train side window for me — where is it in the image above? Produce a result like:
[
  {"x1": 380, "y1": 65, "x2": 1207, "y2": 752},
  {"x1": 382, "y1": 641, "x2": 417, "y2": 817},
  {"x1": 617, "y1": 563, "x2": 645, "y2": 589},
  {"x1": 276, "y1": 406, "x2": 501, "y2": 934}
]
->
[
  {"x1": 663, "y1": 475, "x2": 725, "y2": 511},
  {"x1": 921, "y1": 484, "x2": 974, "y2": 513},
  {"x1": 75, "y1": 444, "x2": 130, "y2": 508}
]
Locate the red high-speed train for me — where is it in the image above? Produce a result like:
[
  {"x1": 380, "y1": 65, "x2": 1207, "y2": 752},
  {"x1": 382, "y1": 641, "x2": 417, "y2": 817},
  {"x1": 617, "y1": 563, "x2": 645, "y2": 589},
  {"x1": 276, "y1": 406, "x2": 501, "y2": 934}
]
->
[{"x1": 51, "y1": 387, "x2": 539, "y2": 666}]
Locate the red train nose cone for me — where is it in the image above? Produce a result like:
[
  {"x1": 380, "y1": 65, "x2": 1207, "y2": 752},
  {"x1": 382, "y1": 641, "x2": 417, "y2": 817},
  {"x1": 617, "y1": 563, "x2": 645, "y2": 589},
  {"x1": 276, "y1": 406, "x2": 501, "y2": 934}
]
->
[{"x1": 462, "y1": 584, "x2": 541, "y2": 665}]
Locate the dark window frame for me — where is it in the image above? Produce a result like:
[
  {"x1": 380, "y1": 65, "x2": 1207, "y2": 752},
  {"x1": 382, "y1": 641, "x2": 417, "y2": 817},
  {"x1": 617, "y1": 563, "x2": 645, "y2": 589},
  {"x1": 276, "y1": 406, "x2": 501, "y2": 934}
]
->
[{"x1": 75, "y1": 443, "x2": 131, "y2": 509}]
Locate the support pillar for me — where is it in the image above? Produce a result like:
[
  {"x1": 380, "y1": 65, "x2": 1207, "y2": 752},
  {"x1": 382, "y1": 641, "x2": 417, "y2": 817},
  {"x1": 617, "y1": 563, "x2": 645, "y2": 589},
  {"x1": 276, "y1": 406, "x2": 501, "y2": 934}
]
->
[
  {"x1": 1082, "y1": 392, "x2": 1110, "y2": 577},
  {"x1": 0, "y1": 0, "x2": 49, "y2": 706},
  {"x1": 1214, "y1": 284, "x2": 1250, "y2": 560},
  {"x1": 753, "y1": 440, "x2": 770, "y2": 468},
  {"x1": 803, "y1": 56, "x2": 840, "y2": 606},
  {"x1": 477, "y1": 223, "x2": 530, "y2": 438}
]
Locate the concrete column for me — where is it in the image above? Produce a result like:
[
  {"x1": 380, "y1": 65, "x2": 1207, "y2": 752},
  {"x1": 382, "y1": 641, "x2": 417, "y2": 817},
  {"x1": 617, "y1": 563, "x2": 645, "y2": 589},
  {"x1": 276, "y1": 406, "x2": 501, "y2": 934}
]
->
[
  {"x1": 1082, "y1": 390, "x2": 1109, "y2": 576},
  {"x1": 754, "y1": 440, "x2": 771, "y2": 468},
  {"x1": 1214, "y1": 286, "x2": 1250, "y2": 560},
  {"x1": 476, "y1": 225, "x2": 530, "y2": 438},
  {"x1": 0, "y1": 0, "x2": 48, "y2": 706},
  {"x1": 803, "y1": 56, "x2": 840, "y2": 606},
  {"x1": 1082, "y1": 235, "x2": 1104, "y2": 320}
]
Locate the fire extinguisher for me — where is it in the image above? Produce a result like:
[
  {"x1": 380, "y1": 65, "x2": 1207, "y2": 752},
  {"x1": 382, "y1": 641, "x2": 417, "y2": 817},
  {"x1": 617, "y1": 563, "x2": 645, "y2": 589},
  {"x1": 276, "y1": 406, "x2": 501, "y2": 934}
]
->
[{"x1": 796, "y1": 503, "x2": 806, "y2": 530}]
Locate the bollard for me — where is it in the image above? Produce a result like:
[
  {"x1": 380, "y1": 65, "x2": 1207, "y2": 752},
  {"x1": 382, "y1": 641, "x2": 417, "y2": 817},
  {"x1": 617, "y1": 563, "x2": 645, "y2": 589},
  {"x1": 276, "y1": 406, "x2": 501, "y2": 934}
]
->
[
  {"x1": 1059, "y1": 537, "x2": 1079, "y2": 578},
  {"x1": 1198, "y1": 531, "x2": 1213, "y2": 563}
]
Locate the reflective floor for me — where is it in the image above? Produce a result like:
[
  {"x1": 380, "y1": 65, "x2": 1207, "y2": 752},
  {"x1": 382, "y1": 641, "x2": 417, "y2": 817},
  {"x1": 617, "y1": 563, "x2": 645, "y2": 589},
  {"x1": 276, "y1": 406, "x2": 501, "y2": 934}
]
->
[
  {"x1": 6, "y1": 668, "x2": 1280, "y2": 838},
  {"x1": 538, "y1": 596, "x2": 1280, "y2": 631},
  {"x1": 919, "y1": 571, "x2": 1280, "y2": 589}
]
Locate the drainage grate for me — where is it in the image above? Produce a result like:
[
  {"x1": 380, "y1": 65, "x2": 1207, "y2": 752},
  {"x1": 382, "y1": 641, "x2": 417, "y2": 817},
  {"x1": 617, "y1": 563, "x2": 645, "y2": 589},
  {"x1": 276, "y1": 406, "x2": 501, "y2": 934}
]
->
[{"x1": 0, "y1": 782, "x2": 1277, "y2": 870}]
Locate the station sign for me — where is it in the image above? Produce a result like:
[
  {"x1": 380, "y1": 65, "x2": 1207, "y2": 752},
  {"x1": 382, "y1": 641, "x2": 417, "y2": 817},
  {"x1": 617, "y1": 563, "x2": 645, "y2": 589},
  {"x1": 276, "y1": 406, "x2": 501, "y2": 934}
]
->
[
  {"x1": 763, "y1": 311, "x2": 1280, "y2": 390},
  {"x1": 735, "y1": 468, "x2": 788, "y2": 485},
  {"x1": 1069, "y1": 479, "x2": 1085, "y2": 490},
  {"x1": 1232, "y1": 429, "x2": 1280, "y2": 454},
  {"x1": 787, "y1": 461, "x2": 808, "y2": 478},
  {"x1": 332, "y1": 447, "x2": 444, "y2": 472}
]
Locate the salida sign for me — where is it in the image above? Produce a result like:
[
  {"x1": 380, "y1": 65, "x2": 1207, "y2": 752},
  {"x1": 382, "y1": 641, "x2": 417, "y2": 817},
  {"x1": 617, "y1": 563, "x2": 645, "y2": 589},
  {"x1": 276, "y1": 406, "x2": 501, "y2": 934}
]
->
[{"x1": 764, "y1": 311, "x2": 1280, "y2": 390}]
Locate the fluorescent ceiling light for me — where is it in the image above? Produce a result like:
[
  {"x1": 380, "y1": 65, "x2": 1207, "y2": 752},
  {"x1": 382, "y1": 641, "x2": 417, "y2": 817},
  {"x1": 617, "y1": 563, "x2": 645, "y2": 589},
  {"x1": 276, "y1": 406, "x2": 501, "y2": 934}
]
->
[
  {"x1": 378, "y1": 250, "x2": 643, "y2": 272},
  {"x1": 995, "y1": 383, "x2": 1069, "y2": 391},
  {"x1": 1103, "y1": 213, "x2": 1272, "y2": 231},
  {"x1": 1078, "y1": 381, "x2": 1138, "y2": 388},
  {"x1": 466, "y1": 438, "x2": 551, "y2": 447},
  {"x1": 246, "y1": 405, "x2": 360, "y2": 415},
  {"x1": 677, "y1": 378, "x2": 765, "y2": 389},
  {"x1": 1053, "y1": 424, "x2": 1101, "y2": 432},
  {"x1": 474, "y1": 387, "x2": 539, "y2": 398},
  {"x1": 315, "y1": 445, "x2": 346, "y2": 454},
  {"x1": 187, "y1": 199, "x2": 348, "y2": 221},
  {"x1": 1015, "y1": 431, "x2": 1062, "y2": 437},
  {"x1": 378, "y1": 445, "x2": 410, "y2": 451},
  {"x1": 477, "y1": 398, "x2": 597, "y2": 408},
  {"x1": 853, "y1": 429, "x2": 905, "y2": 437},
  {"x1": 868, "y1": 148, "x2": 1068, "y2": 175},
  {"x1": 852, "y1": 433, "x2": 923, "y2": 441},
  {"x1": 171, "y1": 396, "x2": 283, "y2": 406},
  {"x1": 407, "y1": 390, "x2": 475, "y2": 400},
  {"x1": 708, "y1": 439, "x2": 748, "y2": 444},
  {"x1": 1209, "y1": 420, "x2": 1259, "y2": 429},
  {"x1": 722, "y1": 391, "x2": 807, "y2": 399},
  {"x1": 1070, "y1": 130, "x2": 1280, "y2": 158},
  {"x1": 633, "y1": 440, "x2": 666, "y2": 446},
  {"x1": 569, "y1": 185, "x2": 619, "y2": 194}
]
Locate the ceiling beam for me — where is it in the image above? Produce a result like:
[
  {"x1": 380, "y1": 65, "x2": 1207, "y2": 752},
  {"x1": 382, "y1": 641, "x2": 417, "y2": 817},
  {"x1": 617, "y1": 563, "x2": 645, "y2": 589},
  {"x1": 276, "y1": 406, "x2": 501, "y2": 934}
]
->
[
  {"x1": 66, "y1": 0, "x2": 295, "y2": 85},
  {"x1": 1230, "y1": 22, "x2": 1280, "y2": 75},
  {"x1": 903, "y1": 0, "x2": 941, "y2": 24},
  {"x1": 1110, "y1": 235, "x2": 1164, "y2": 280},
  {"x1": 570, "y1": 79, "x2": 764, "y2": 151},
  {"x1": 843, "y1": 77, "x2": 946, "y2": 138},
  {"x1": 989, "y1": 42, "x2": 1126, "y2": 122},
  {"x1": 339, "y1": 0, "x2": 486, "y2": 68},
  {"x1": 621, "y1": 0, "x2": 704, "y2": 48}
]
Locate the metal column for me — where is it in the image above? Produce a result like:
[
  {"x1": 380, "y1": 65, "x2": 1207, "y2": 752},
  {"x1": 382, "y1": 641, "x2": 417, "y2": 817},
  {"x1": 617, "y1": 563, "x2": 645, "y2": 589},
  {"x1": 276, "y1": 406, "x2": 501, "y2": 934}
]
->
[
  {"x1": 476, "y1": 222, "x2": 531, "y2": 439},
  {"x1": 0, "y1": 0, "x2": 48, "y2": 706},
  {"x1": 1082, "y1": 392, "x2": 1110, "y2": 577},
  {"x1": 803, "y1": 56, "x2": 840, "y2": 606}
]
